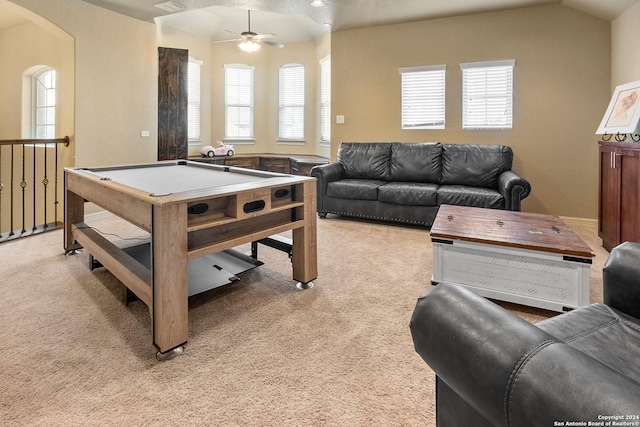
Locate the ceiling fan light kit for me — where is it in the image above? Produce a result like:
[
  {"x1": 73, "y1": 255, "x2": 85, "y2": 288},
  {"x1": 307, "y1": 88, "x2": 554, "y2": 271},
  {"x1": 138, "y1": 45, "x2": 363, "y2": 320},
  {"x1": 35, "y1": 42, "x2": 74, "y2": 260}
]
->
[{"x1": 239, "y1": 40, "x2": 260, "y2": 52}]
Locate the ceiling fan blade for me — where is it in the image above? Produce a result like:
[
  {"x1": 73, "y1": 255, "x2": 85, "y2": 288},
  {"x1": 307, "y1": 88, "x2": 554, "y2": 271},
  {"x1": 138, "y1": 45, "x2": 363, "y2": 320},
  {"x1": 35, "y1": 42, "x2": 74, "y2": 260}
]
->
[
  {"x1": 253, "y1": 33, "x2": 276, "y2": 40},
  {"x1": 212, "y1": 38, "x2": 241, "y2": 44},
  {"x1": 260, "y1": 40, "x2": 284, "y2": 48}
]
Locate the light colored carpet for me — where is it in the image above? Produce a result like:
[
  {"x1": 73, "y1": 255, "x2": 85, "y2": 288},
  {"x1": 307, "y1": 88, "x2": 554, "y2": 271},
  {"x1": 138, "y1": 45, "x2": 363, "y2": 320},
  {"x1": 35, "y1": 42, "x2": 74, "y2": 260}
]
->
[{"x1": 0, "y1": 213, "x2": 608, "y2": 426}]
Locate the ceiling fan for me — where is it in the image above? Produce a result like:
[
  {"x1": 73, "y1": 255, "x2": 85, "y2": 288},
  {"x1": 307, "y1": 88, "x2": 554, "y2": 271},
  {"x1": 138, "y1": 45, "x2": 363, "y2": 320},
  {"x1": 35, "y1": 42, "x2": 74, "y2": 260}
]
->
[{"x1": 215, "y1": 10, "x2": 284, "y2": 52}]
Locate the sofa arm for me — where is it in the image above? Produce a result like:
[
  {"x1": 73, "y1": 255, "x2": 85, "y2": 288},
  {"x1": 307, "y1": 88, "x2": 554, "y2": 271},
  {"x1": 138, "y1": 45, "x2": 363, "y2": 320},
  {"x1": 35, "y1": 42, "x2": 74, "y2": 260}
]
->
[
  {"x1": 497, "y1": 170, "x2": 531, "y2": 211},
  {"x1": 603, "y1": 241, "x2": 640, "y2": 319},
  {"x1": 310, "y1": 162, "x2": 345, "y2": 212},
  {"x1": 410, "y1": 284, "x2": 640, "y2": 426}
]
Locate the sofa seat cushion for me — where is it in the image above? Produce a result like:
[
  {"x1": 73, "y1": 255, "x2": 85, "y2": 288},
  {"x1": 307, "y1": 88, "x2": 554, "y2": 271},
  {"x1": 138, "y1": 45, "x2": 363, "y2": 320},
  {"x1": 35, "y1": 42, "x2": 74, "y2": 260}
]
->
[
  {"x1": 536, "y1": 303, "x2": 640, "y2": 384},
  {"x1": 389, "y1": 142, "x2": 442, "y2": 183},
  {"x1": 378, "y1": 182, "x2": 438, "y2": 206},
  {"x1": 326, "y1": 179, "x2": 387, "y2": 201},
  {"x1": 437, "y1": 185, "x2": 504, "y2": 209}
]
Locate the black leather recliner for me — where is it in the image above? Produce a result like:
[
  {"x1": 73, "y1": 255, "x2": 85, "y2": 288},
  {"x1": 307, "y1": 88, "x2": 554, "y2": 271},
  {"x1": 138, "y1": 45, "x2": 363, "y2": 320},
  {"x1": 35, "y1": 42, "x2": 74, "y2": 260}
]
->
[{"x1": 410, "y1": 241, "x2": 640, "y2": 426}]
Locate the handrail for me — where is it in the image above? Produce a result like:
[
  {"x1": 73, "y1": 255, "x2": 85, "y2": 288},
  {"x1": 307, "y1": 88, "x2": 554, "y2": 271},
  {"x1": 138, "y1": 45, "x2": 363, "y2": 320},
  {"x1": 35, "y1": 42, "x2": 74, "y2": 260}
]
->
[
  {"x1": 0, "y1": 136, "x2": 70, "y2": 242},
  {"x1": 0, "y1": 136, "x2": 70, "y2": 146}
]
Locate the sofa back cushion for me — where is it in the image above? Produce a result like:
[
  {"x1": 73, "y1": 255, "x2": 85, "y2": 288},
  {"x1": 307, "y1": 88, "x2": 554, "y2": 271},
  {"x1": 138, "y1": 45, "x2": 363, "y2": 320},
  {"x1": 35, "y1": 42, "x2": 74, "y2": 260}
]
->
[
  {"x1": 441, "y1": 144, "x2": 513, "y2": 188},
  {"x1": 338, "y1": 143, "x2": 392, "y2": 180},
  {"x1": 390, "y1": 142, "x2": 442, "y2": 183}
]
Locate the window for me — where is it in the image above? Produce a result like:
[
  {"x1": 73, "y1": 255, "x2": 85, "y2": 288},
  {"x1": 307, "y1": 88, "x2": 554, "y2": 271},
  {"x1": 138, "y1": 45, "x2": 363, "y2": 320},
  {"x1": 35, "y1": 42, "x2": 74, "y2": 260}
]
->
[
  {"x1": 319, "y1": 56, "x2": 331, "y2": 144},
  {"x1": 225, "y1": 64, "x2": 254, "y2": 140},
  {"x1": 279, "y1": 63, "x2": 305, "y2": 141},
  {"x1": 399, "y1": 65, "x2": 446, "y2": 129},
  {"x1": 188, "y1": 57, "x2": 202, "y2": 142},
  {"x1": 461, "y1": 60, "x2": 515, "y2": 129},
  {"x1": 34, "y1": 68, "x2": 56, "y2": 138}
]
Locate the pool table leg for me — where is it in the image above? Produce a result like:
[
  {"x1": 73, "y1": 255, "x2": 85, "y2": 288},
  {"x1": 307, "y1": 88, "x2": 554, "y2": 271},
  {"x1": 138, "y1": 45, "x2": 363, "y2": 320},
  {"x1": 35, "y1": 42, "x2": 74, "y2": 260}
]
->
[
  {"x1": 291, "y1": 180, "x2": 318, "y2": 287},
  {"x1": 151, "y1": 203, "x2": 189, "y2": 356},
  {"x1": 64, "y1": 185, "x2": 84, "y2": 253}
]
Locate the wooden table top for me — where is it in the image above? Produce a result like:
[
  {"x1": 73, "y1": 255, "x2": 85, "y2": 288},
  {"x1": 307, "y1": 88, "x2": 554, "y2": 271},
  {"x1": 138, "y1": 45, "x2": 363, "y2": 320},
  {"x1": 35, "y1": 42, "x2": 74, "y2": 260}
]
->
[{"x1": 430, "y1": 205, "x2": 595, "y2": 259}]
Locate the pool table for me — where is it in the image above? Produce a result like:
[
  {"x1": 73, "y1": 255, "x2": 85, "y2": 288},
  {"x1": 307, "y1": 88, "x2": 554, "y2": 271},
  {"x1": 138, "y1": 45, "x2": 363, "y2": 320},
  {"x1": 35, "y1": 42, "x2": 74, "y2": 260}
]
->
[{"x1": 64, "y1": 160, "x2": 317, "y2": 359}]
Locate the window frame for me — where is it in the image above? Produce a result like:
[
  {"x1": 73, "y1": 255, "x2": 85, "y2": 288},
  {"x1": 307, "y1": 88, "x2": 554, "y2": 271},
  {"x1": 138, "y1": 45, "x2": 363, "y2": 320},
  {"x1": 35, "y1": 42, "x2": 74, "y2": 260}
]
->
[
  {"x1": 319, "y1": 56, "x2": 331, "y2": 145},
  {"x1": 187, "y1": 57, "x2": 202, "y2": 143},
  {"x1": 278, "y1": 63, "x2": 305, "y2": 143},
  {"x1": 460, "y1": 59, "x2": 515, "y2": 130},
  {"x1": 33, "y1": 67, "x2": 57, "y2": 139},
  {"x1": 224, "y1": 63, "x2": 255, "y2": 142},
  {"x1": 399, "y1": 64, "x2": 446, "y2": 130}
]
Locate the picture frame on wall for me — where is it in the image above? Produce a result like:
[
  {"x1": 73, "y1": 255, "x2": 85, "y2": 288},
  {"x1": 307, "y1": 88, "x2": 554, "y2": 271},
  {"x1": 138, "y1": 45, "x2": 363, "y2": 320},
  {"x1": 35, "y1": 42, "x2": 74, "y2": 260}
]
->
[{"x1": 596, "y1": 80, "x2": 640, "y2": 135}]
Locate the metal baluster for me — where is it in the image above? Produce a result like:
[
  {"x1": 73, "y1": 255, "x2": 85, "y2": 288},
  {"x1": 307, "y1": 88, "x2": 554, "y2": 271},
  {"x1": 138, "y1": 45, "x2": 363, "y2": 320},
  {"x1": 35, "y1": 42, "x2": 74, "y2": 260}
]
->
[
  {"x1": 54, "y1": 142, "x2": 59, "y2": 226},
  {"x1": 0, "y1": 137, "x2": 69, "y2": 242},
  {"x1": 32, "y1": 144, "x2": 37, "y2": 232},
  {"x1": 43, "y1": 142, "x2": 49, "y2": 230},
  {"x1": 21, "y1": 143, "x2": 27, "y2": 234},
  {"x1": 0, "y1": 145, "x2": 3, "y2": 239},
  {"x1": 10, "y1": 145, "x2": 14, "y2": 237}
]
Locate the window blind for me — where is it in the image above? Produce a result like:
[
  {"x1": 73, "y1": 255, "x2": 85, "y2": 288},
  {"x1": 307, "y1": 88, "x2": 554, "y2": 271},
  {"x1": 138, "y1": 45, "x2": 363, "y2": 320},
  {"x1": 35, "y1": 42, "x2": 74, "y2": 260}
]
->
[
  {"x1": 399, "y1": 65, "x2": 446, "y2": 130},
  {"x1": 461, "y1": 60, "x2": 515, "y2": 129},
  {"x1": 187, "y1": 58, "x2": 202, "y2": 141},
  {"x1": 319, "y1": 56, "x2": 331, "y2": 143},
  {"x1": 279, "y1": 63, "x2": 305, "y2": 140},
  {"x1": 225, "y1": 64, "x2": 254, "y2": 139}
]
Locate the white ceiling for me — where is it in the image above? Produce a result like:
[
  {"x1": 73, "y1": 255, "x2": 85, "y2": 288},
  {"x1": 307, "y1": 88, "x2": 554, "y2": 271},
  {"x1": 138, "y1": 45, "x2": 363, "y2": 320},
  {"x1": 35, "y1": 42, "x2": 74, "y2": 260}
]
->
[{"x1": 1, "y1": 0, "x2": 638, "y2": 44}]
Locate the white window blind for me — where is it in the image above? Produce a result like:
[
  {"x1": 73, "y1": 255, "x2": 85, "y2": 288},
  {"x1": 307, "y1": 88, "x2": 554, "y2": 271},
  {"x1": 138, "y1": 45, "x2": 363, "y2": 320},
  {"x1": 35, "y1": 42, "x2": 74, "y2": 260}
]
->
[
  {"x1": 225, "y1": 64, "x2": 254, "y2": 140},
  {"x1": 399, "y1": 65, "x2": 446, "y2": 130},
  {"x1": 188, "y1": 57, "x2": 202, "y2": 141},
  {"x1": 34, "y1": 68, "x2": 56, "y2": 139},
  {"x1": 461, "y1": 60, "x2": 515, "y2": 129},
  {"x1": 279, "y1": 63, "x2": 305, "y2": 141},
  {"x1": 319, "y1": 56, "x2": 331, "y2": 143}
]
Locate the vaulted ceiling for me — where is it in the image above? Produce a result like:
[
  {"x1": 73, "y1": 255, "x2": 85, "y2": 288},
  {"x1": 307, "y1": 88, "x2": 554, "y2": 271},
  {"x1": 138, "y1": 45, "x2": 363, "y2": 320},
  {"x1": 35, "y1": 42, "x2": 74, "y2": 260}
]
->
[
  {"x1": 81, "y1": 0, "x2": 640, "y2": 43},
  {"x1": 1, "y1": 0, "x2": 638, "y2": 44}
]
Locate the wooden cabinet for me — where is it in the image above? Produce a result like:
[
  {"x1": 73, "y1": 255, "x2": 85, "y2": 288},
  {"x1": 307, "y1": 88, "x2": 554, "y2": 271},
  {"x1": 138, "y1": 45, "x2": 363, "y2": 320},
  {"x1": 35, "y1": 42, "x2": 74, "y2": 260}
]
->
[
  {"x1": 260, "y1": 157, "x2": 290, "y2": 174},
  {"x1": 290, "y1": 159, "x2": 321, "y2": 176},
  {"x1": 189, "y1": 154, "x2": 328, "y2": 176},
  {"x1": 224, "y1": 156, "x2": 260, "y2": 169},
  {"x1": 598, "y1": 140, "x2": 640, "y2": 251}
]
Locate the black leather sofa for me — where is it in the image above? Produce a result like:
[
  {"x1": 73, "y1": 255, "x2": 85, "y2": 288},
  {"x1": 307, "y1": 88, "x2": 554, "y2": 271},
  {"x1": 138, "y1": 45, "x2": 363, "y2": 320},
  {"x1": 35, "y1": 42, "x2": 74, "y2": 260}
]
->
[
  {"x1": 410, "y1": 241, "x2": 640, "y2": 426},
  {"x1": 310, "y1": 142, "x2": 531, "y2": 226}
]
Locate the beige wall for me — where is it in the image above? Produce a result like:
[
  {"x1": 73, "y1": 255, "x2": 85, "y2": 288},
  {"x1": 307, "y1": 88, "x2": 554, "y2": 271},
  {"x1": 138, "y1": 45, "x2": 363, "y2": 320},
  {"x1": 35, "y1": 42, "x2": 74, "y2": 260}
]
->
[
  {"x1": 210, "y1": 40, "x2": 319, "y2": 156},
  {"x1": 0, "y1": 20, "x2": 73, "y2": 141},
  {"x1": 612, "y1": 1, "x2": 640, "y2": 87},
  {"x1": 0, "y1": 4, "x2": 75, "y2": 232},
  {"x1": 9, "y1": 0, "x2": 158, "y2": 168},
  {"x1": 331, "y1": 4, "x2": 611, "y2": 218},
  {"x1": 4, "y1": 1, "x2": 619, "y2": 220}
]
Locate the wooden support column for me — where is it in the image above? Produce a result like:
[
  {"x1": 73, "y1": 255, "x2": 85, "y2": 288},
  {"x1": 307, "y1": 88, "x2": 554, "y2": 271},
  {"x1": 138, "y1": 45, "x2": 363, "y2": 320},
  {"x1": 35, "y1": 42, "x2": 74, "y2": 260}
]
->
[{"x1": 158, "y1": 47, "x2": 188, "y2": 161}]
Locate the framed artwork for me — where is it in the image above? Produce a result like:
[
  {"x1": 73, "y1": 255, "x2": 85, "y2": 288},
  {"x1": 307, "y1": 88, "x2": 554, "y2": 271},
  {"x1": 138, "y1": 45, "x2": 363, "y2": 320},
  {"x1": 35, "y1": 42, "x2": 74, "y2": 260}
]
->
[{"x1": 596, "y1": 80, "x2": 640, "y2": 135}]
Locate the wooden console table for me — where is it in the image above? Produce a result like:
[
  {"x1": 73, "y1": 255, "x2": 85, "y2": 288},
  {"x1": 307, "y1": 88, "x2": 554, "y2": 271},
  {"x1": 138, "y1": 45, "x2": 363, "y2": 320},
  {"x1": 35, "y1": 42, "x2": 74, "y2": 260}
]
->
[{"x1": 189, "y1": 154, "x2": 328, "y2": 176}]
